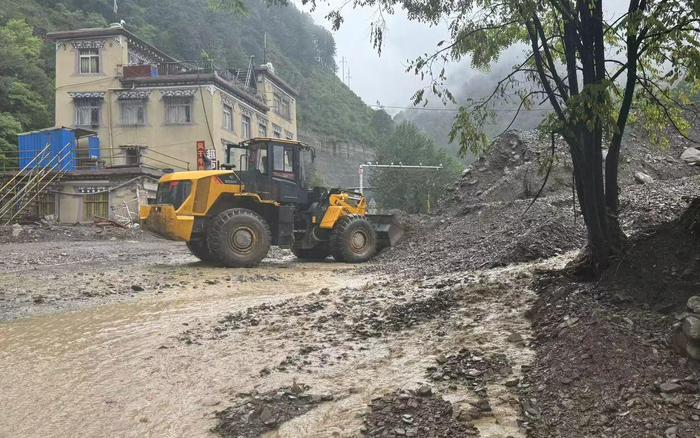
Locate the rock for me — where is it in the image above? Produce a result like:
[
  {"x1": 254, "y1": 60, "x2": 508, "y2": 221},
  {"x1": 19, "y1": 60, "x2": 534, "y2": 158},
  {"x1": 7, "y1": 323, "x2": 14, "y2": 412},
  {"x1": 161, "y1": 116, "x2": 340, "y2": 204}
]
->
[
  {"x1": 665, "y1": 425, "x2": 678, "y2": 438},
  {"x1": 659, "y1": 381, "x2": 683, "y2": 393},
  {"x1": 687, "y1": 342, "x2": 700, "y2": 361},
  {"x1": 687, "y1": 296, "x2": 700, "y2": 314},
  {"x1": 11, "y1": 224, "x2": 22, "y2": 237},
  {"x1": 681, "y1": 147, "x2": 700, "y2": 165},
  {"x1": 416, "y1": 385, "x2": 432, "y2": 397},
  {"x1": 634, "y1": 171, "x2": 654, "y2": 185},
  {"x1": 131, "y1": 285, "x2": 144, "y2": 292},
  {"x1": 258, "y1": 406, "x2": 276, "y2": 426},
  {"x1": 505, "y1": 377, "x2": 520, "y2": 387},
  {"x1": 683, "y1": 315, "x2": 700, "y2": 340},
  {"x1": 507, "y1": 332, "x2": 523, "y2": 343}
]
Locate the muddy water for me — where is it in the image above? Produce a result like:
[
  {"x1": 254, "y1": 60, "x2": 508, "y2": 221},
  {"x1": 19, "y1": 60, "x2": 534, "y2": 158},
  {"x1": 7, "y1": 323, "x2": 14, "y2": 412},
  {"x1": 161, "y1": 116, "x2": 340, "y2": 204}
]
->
[
  {"x1": 1, "y1": 250, "x2": 573, "y2": 438},
  {"x1": 0, "y1": 260, "x2": 367, "y2": 438}
]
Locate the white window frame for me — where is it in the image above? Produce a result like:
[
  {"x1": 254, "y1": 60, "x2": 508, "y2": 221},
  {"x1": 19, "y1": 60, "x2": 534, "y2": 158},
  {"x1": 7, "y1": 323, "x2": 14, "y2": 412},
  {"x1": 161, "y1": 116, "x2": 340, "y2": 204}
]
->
[
  {"x1": 241, "y1": 115, "x2": 251, "y2": 139},
  {"x1": 74, "y1": 99, "x2": 101, "y2": 128},
  {"x1": 223, "y1": 104, "x2": 234, "y2": 132},
  {"x1": 79, "y1": 48, "x2": 100, "y2": 74},
  {"x1": 258, "y1": 122, "x2": 268, "y2": 137},
  {"x1": 120, "y1": 100, "x2": 147, "y2": 126},
  {"x1": 164, "y1": 97, "x2": 193, "y2": 125}
]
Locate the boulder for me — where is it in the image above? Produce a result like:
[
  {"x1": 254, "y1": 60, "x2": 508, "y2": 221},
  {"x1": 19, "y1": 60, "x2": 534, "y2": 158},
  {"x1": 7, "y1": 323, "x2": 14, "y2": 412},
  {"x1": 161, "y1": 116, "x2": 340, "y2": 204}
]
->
[
  {"x1": 11, "y1": 223, "x2": 22, "y2": 237},
  {"x1": 688, "y1": 341, "x2": 700, "y2": 361},
  {"x1": 681, "y1": 147, "x2": 700, "y2": 166},
  {"x1": 687, "y1": 295, "x2": 700, "y2": 314},
  {"x1": 634, "y1": 171, "x2": 654, "y2": 185},
  {"x1": 683, "y1": 315, "x2": 700, "y2": 340}
]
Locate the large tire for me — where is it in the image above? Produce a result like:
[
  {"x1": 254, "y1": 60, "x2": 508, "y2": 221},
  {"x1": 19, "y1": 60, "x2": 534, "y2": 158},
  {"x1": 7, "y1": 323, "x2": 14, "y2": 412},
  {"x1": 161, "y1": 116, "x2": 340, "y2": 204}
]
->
[
  {"x1": 330, "y1": 216, "x2": 377, "y2": 263},
  {"x1": 186, "y1": 239, "x2": 216, "y2": 264},
  {"x1": 291, "y1": 244, "x2": 330, "y2": 260},
  {"x1": 206, "y1": 208, "x2": 271, "y2": 268}
]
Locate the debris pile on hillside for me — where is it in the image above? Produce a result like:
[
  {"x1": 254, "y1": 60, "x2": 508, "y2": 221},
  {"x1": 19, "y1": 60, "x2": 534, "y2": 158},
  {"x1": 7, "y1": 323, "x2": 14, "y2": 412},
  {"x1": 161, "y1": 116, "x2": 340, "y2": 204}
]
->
[
  {"x1": 362, "y1": 389, "x2": 478, "y2": 437},
  {"x1": 426, "y1": 348, "x2": 511, "y2": 387},
  {"x1": 522, "y1": 199, "x2": 700, "y2": 437}
]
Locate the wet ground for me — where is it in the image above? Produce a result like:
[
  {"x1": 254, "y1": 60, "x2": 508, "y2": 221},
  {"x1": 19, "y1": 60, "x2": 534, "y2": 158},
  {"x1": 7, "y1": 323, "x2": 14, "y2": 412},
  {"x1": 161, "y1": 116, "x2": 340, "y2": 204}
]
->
[{"x1": 0, "y1": 238, "x2": 559, "y2": 437}]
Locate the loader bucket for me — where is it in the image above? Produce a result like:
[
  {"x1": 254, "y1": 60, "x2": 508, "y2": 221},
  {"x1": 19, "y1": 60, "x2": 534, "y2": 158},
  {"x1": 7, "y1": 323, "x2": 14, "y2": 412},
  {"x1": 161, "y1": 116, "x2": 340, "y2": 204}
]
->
[{"x1": 367, "y1": 214, "x2": 404, "y2": 249}]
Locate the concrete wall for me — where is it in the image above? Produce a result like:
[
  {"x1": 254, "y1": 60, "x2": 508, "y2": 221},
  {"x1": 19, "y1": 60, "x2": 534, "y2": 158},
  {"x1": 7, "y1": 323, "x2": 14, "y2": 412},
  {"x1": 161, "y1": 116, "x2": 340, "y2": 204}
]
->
[
  {"x1": 298, "y1": 130, "x2": 376, "y2": 189},
  {"x1": 55, "y1": 176, "x2": 157, "y2": 224}
]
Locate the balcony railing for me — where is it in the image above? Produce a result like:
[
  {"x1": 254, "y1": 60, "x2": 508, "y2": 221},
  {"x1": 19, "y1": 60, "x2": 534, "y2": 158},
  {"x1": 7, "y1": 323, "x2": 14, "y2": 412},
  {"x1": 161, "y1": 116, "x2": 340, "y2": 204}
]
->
[
  {"x1": 1, "y1": 146, "x2": 190, "y2": 173},
  {"x1": 120, "y1": 61, "x2": 265, "y2": 105}
]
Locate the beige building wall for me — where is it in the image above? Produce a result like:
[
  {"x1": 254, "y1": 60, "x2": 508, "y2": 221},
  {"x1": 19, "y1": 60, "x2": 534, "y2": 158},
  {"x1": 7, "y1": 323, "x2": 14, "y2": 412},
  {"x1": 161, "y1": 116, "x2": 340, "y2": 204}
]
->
[{"x1": 52, "y1": 28, "x2": 299, "y2": 172}]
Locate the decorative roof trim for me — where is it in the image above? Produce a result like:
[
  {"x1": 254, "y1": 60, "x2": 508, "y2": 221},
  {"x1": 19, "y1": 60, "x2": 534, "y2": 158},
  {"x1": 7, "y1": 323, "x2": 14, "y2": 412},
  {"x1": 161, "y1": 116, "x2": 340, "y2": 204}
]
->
[
  {"x1": 160, "y1": 88, "x2": 197, "y2": 98},
  {"x1": 256, "y1": 115, "x2": 269, "y2": 126},
  {"x1": 117, "y1": 90, "x2": 151, "y2": 100},
  {"x1": 71, "y1": 40, "x2": 106, "y2": 50},
  {"x1": 68, "y1": 91, "x2": 106, "y2": 100}
]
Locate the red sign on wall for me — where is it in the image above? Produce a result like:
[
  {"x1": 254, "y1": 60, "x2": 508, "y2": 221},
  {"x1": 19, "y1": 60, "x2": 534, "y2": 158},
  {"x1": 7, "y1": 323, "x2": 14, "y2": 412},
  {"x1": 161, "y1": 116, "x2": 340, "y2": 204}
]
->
[{"x1": 196, "y1": 141, "x2": 206, "y2": 170}]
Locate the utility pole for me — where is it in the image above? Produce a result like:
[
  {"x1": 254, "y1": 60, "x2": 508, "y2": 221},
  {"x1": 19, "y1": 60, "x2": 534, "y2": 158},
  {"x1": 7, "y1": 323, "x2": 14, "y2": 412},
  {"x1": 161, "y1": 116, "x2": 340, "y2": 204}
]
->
[{"x1": 346, "y1": 67, "x2": 351, "y2": 87}]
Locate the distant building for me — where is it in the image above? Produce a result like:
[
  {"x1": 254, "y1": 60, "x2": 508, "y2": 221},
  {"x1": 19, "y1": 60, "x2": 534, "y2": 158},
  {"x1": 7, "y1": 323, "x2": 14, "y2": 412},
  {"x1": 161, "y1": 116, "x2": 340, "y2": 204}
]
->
[
  {"x1": 48, "y1": 24, "x2": 298, "y2": 171},
  {"x1": 0, "y1": 24, "x2": 300, "y2": 225}
]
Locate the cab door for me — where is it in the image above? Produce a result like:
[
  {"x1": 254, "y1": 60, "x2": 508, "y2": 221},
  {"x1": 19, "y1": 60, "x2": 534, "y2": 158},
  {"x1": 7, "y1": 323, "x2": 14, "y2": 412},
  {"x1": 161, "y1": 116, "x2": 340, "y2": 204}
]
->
[{"x1": 270, "y1": 143, "x2": 301, "y2": 203}]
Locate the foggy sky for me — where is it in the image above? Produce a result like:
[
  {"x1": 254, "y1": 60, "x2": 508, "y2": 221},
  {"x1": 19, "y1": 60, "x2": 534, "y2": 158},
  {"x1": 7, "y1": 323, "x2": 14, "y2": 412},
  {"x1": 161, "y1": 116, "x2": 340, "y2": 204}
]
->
[{"x1": 297, "y1": 1, "x2": 629, "y2": 114}]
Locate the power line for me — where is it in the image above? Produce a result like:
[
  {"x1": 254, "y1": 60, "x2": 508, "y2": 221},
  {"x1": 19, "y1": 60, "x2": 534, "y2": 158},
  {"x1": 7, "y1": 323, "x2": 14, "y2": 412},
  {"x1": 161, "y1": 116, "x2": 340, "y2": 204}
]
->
[{"x1": 369, "y1": 104, "x2": 553, "y2": 112}]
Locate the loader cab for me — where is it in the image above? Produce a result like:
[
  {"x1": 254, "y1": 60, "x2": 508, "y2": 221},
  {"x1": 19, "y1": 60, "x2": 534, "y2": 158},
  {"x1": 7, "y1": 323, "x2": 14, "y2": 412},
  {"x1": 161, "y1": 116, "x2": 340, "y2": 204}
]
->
[{"x1": 224, "y1": 138, "x2": 312, "y2": 204}]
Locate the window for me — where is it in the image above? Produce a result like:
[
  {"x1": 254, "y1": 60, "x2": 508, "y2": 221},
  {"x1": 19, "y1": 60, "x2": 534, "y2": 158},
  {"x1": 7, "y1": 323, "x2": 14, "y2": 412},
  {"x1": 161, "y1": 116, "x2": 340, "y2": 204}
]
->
[
  {"x1": 258, "y1": 122, "x2": 268, "y2": 137},
  {"x1": 164, "y1": 97, "x2": 193, "y2": 124},
  {"x1": 223, "y1": 104, "x2": 234, "y2": 132},
  {"x1": 274, "y1": 93, "x2": 291, "y2": 120},
  {"x1": 79, "y1": 48, "x2": 100, "y2": 74},
  {"x1": 273, "y1": 145, "x2": 294, "y2": 173},
  {"x1": 256, "y1": 148, "x2": 268, "y2": 174},
  {"x1": 241, "y1": 115, "x2": 251, "y2": 139},
  {"x1": 272, "y1": 125, "x2": 282, "y2": 138},
  {"x1": 83, "y1": 192, "x2": 108, "y2": 221},
  {"x1": 120, "y1": 100, "x2": 146, "y2": 126},
  {"x1": 34, "y1": 193, "x2": 56, "y2": 218},
  {"x1": 156, "y1": 180, "x2": 192, "y2": 210},
  {"x1": 75, "y1": 99, "x2": 101, "y2": 128}
]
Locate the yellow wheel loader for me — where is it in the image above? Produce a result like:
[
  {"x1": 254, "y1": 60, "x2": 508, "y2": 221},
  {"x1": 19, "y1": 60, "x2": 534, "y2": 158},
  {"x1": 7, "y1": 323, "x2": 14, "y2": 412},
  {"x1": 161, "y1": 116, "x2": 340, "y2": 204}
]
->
[{"x1": 139, "y1": 138, "x2": 402, "y2": 267}]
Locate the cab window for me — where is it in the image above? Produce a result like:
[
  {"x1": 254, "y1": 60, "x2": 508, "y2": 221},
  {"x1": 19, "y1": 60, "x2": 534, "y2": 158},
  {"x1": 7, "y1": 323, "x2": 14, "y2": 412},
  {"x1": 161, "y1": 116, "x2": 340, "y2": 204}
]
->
[
  {"x1": 273, "y1": 145, "x2": 294, "y2": 179},
  {"x1": 156, "y1": 180, "x2": 192, "y2": 209},
  {"x1": 256, "y1": 148, "x2": 268, "y2": 174}
]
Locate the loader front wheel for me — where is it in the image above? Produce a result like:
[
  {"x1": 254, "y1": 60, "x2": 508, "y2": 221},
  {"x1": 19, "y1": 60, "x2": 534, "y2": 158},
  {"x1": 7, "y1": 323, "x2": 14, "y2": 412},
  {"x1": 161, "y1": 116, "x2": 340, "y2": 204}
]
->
[
  {"x1": 207, "y1": 208, "x2": 271, "y2": 268},
  {"x1": 186, "y1": 239, "x2": 216, "y2": 264},
  {"x1": 330, "y1": 216, "x2": 377, "y2": 263}
]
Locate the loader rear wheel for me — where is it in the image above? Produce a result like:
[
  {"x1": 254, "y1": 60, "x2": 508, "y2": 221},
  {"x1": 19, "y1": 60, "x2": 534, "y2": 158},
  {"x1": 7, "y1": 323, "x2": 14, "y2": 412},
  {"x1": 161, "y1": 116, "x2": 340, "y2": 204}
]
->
[
  {"x1": 291, "y1": 245, "x2": 330, "y2": 260},
  {"x1": 330, "y1": 216, "x2": 377, "y2": 263},
  {"x1": 186, "y1": 239, "x2": 216, "y2": 264},
  {"x1": 207, "y1": 208, "x2": 271, "y2": 268}
]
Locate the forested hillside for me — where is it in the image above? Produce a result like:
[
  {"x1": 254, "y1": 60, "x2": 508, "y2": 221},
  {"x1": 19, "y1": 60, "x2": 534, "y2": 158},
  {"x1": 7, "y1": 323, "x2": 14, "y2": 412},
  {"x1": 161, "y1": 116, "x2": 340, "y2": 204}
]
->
[{"x1": 0, "y1": 0, "x2": 386, "y2": 156}]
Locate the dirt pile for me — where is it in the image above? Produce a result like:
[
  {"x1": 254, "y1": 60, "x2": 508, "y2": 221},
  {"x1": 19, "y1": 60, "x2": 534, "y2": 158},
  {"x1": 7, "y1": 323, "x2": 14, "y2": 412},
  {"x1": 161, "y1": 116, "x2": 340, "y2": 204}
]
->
[
  {"x1": 378, "y1": 175, "x2": 699, "y2": 278},
  {"x1": 445, "y1": 127, "x2": 700, "y2": 208},
  {"x1": 362, "y1": 389, "x2": 479, "y2": 437},
  {"x1": 0, "y1": 222, "x2": 143, "y2": 244},
  {"x1": 426, "y1": 348, "x2": 512, "y2": 388},
  {"x1": 522, "y1": 200, "x2": 700, "y2": 437},
  {"x1": 214, "y1": 384, "x2": 333, "y2": 437}
]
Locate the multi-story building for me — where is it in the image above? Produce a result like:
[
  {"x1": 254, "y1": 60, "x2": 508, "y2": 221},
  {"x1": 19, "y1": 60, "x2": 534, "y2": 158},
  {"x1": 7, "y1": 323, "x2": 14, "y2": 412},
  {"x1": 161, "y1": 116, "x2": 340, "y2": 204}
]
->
[
  {"x1": 48, "y1": 23, "x2": 298, "y2": 171},
  {"x1": 1, "y1": 24, "x2": 300, "y2": 224}
]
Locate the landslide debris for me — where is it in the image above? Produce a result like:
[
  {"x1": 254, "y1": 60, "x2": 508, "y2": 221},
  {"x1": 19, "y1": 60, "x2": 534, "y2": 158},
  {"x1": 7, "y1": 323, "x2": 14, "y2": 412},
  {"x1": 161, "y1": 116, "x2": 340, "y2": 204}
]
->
[
  {"x1": 426, "y1": 348, "x2": 512, "y2": 388},
  {"x1": 213, "y1": 384, "x2": 332, "y2": 437},
  {"x1": 362, "y1": 389, "x2": 478, "y2": 437},
  {"x1": 521, "y1": 199, "x2": 700, "y2": 437}
]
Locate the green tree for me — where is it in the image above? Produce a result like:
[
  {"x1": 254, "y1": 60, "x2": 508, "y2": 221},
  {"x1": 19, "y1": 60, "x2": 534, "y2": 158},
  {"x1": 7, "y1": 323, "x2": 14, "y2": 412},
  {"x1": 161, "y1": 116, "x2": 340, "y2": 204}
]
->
[
  {"x1": 372, "y1": 122, "x2": 461, "y2": 213},
  {"x1": 0, "y1": 18, "x2": 52, "y2": 168},
  {"x1": 313, "y1": 0, "x2": 700, "y2": 273}
]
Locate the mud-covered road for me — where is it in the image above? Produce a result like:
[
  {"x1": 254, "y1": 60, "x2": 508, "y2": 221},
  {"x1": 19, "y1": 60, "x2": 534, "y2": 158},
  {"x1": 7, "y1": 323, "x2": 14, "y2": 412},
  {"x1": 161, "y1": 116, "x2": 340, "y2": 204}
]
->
[{"x1": 0, "y1": 237, "x2": 563, "y2": 437}]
